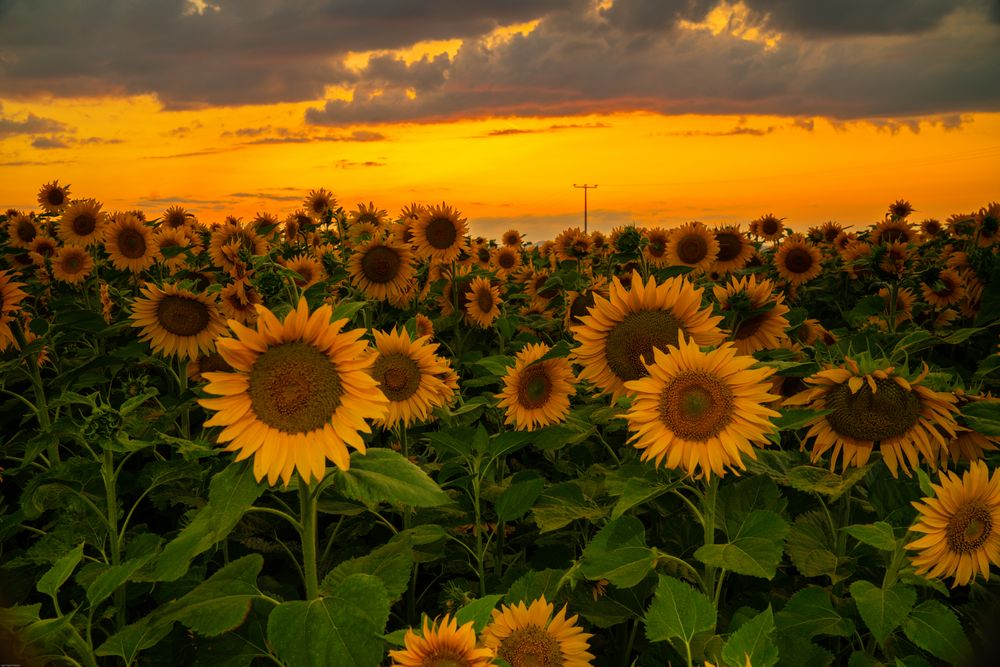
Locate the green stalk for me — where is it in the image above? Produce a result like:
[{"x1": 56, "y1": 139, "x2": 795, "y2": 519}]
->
[
  {"x1": 702, "y1": 477, "x2": 719, "y2": 600},
  {"x1": 13, "y1": 322, "x2": 58, "y2": 465},
  {"x1": 102, "y1": 448, "x2": 124, "y2": 630},
  {"x1": 299, "y1": 482, "x2": 319, "y2": 600},
  {"x1": 177, "y1": 358, "x2": 190, "y2": 439}
]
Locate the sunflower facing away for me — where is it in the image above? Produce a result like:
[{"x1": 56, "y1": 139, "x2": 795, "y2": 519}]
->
[
  {"x1": 199, "y1": 299, "x2": 389, "y2": 485},
  {"x1": 498, "y1": 343, "x2": 577, "y2": 431},
  {"x1": 369, "y1": 327, "x2": 454, "y2": 427},
  {"x1": 666, "y1": 221, "x2": 719, "y2": 272},
  {"x1": 785, "y1": 358, "x2": 959, "y2": 477},
  {"x1": 0, "y1": 269, "x2": 28, "y2": 351},
  {"x1": 58, "y1": 198, "x2": 106, "y2": 246},
  {"x1": 388, "y1": 614, "x2": 494, "y2": 667},
  {"x1": 624, "y1": 335, "x2": 780, "y2": 479},
  {"x1": 131, "y1": 282, "x2": 228, "y2": 360},
  {"x1": 713, "y1": 275, "x2": 790, "y2": 355},
  {"x1": 412, "y1": 203, "x2": 469, "y2": 263},
  {"x1": 465, "y1": 276, "x2": 502, "y2": 329},
  {"x1": 480, "y1": 596, "x2": 594, "y2": 667},
  {"x1": 773, "y1": 234, "x2": 822, "y2": 286},
  {"x1": 105, "y1": 213, "x2": 159, "y2": 273},
  {"x1": 571, "y1": 271, "x2": 726, "y2": 402},
  {"x1": 51, "y1": 245, "x2": 94, "y2": 284},
  {"x1": 348, "y1": 237, "x2": 415, "y2": 302},
  {"x1": 907, "y1": 460, "x2": 1000, "y2": 587}
]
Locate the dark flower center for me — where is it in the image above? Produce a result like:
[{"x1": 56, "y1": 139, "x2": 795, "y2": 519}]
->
[
  {"x1": 118, "y1": 227, "x2": 147, "y2": 259},
  {"x1": 361, "y1": 245, "x2": 401, "y2": 283},
  {"x1": 605, "y1": 309, "x2": 683, "y2": 382},
  {"x1": 498, "y1": 626, "x2": 564, "y2": 667},
  {"x1": 676, "y1": 233, "x2": 709, "y2": 264},
  {"x1": 946, "y1": 503, "x2": 992, "y2": 554},
  {"x1": 156, "y1": 295, "x2": 211, "y2": 337},
  {"x1": 658, "y1": 370, "x2": 734, "y2": 441},
  {"x1": 517, "y1": 364, "x2": 553, "y2": 409},
  {"x1": 371, "y1": 353, "x2": 421, "y2": 401},
  {"x1": 783, "y1": 247, "x2": 814, "y2": 274},
  {"x1": 72, "y1": 213, "x2": 97, "y2": 237},
  {"x1": 825, "y1": 378, "x2": 921, "y2": 442},
  {"x1": 249, "y1": 342, "x2": 344, "y2": 433},
  {"x1": 425, "y1": 217, "x2": 458, "y2": 249},
  {"x1": 715, "y1": 232, "x2": 743, "y2": 262}
]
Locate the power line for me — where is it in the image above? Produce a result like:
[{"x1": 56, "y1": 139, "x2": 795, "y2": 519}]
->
[{"x1": 573, "y1": 184, "x2": 598, "y2": 233}]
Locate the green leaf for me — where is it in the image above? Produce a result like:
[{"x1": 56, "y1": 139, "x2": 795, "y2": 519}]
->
[
  {"x1": 722, "y1": 606, "x2": 778, "y2": 667},
  {"x1": 786, "y1": 512, "x2": 845, "y2": 582},
  {"x1": 843, "y1": 522, "x2": 896, "y2": 552},
  {"x1": 36, "y1": 542, "x2": 84, "y2": 602},
  {"x1": 695, "y1": 511, "x2": 788, "y2": 580},
  {"x1": 773, "y1": 408, "x2": 829, "y2": 431},
  {"x1": 159, "y1": 554, "x2": 264, "y2": 637},
  {"x1": 775, "y1": 636, "x2": 834, "y2": 667},
  {"x1": 532, "y1": 423, "x2": 593, "y2": 451},
  {"x1": 335, "y1": 449, "x2": 450, "y2": 508},
  {"x1": 960, "y1": 399, "x2": 1000, "y2": 436},
  {"x1": 455, "y1": 595, "x2": 504, "y2": 633},
  {"x1": 775, "y1": 586, "x2": 854, "y2": 639},
  {"x1": 717, "y1": 476, "x2": 786, "y2": 538},
  {"x1": 268, "y1": 574, "x2": 390, "y2": 667},
  {"x1": 901, "y1": 600, "x2": 972, "y2": 664},
  {"x1": 94, "y1": 620, "x2": 172, "y2": 662},
  {"x1": 849, "y1": 580, "x2": 916, "y2": 646},
  {"x1": 153, "y1": 462, "x2": 264, "y2": 581},
  {"x1": 645, "y1": 574, "x2": 716, "y2": 644},
  {"x1": 786, "y1": 464, "x2": 873, "y2": 501},
  {"x1": 495, "y1": 472, "x2": 545, "y2": 522},
  {"x1": 321, "y1": 538, "x2": 413, "y2": 603},
  {"x1": 329, "y1": 300, "x2": 366, "y2": 323},
  {"x1": 531, "y1": 482, "x2": 606, "y2": 532},
  {"x1": 580, "y1": 517, "x2": 656, "y2": 588},
  {"x1": 475, "y1": 354, "x2": 515, "y2": 375},
  {"x1": 86, "y1": 535, "x2": 161, "y2": 607},
  {"x1": 507, "y1": 569, "x2": 565, "y2": 605}
]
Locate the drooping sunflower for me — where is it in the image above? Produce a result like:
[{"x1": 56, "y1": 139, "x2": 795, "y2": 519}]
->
[
  {"x1": 498, "y1": 343, "x2": 577, "y2": 431},
  {"x1": 793, "y1": 318, "x2": 835, "y2": 347},
  {"x1": 481, "y1": 597, "x2": 594, "y2": 667},
  {"x1": 282, "y1": 253, "x2": 326, "y2": 289},
  {"x1": 0, "y1": 270, "x2": 28, "y2": 351},
  {"x1": 304, "y1": 188, "x2": 337, "y2": 221},
  {"x1": 502, "y1": 228, "x2": 523, "y2": 247},
  {"x1": 130, "y1": 282, "x2": 228, "y2": 360},
  {"x1": 922, "y1": 268, "x2": 964, "y2": 308},
  {"x1": 36, "y1": 180, "x2": 71, "y2": 213},
  {"x1": 198, "y1": 299, "x2": 389, "y2": 485},
  {"x1": 491, "y1": 246, "x2": 522, "y2": 278},
  {"x1": 666, "y1": 222, "x2": 718, "y2": 272},
  {"x1": 209, "y1": 219, "x2": 268, "y2": 275},
  {"x1": 624, "y1": 335, "x2": 779, "y2": 479},
  {"x1": 6, "y1": 213, "x2": 38, "y2": 249},
  {"x1": 712, "y1": 225, "x2": 753, "y2": 274},
  {"x1": 58, "y1": 198, "x2": 106, "y2": 246},
  {"x1": 51, "y1": 245, "x2": 94, "y2": 284},
  {"x1": 749, "y1": 213, "x2": 784, "y2": 242},
  {"x1": 465, "y1": 276, "x2": 502, "y2": 329},
  {"x1": 907, "y1": 460, "x2": 1000, "y2": 587},
  {"x1": 571, "y1": 271, "x2": 726, "y2": 401},
  {"x1": 939, "y1": 393, "x2": 1000, "y2": 467},
  {"x1": 872, "y1": 217, "x2": 916, "y2": 245},
  {"x1": 219, "y1": 282, "x2": 262, "y2": 325},
  {"x1": 785, "y1": 358, "x2": 959, "y2": 478},
  {"x1": 348, "y1": 237, "x2": 415, "y2": 302},
  {"x1": 412, "y1": 203, "x2": 469, "y2": 263},
  {"x1": 773, "y1": 234, "x2": 822, "y2": 286},
  {"x1": 105, "y1": 213, "x2": 159, "y2": 273},
  {"x1": 388, "y1": 614, "x2": 495, "y2": 667},
  {"x1": 713, "y1": 275, "x2": 790, "y2": 355},
  {"x1": 369, "y1": 327, "x2": 454, "y2": 427},
  {"x1": 643, "y1": 227, "x2": 670, "y2": 267}
]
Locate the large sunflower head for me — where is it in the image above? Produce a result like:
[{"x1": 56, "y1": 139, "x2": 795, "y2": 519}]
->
[
  {"x1": 304, "y1": 188, "x2": 337, "y2": 221},
  {"x1": 785, "y1": 357, "x2": 959, "y2": 477},
  {"x1": 712, "y1": 225, "x2": 753, "y2": 274},
  {"x1": 198, "y1": 298, "x2": 389, "y2": 485},
  {"x1": 498, "y1": 343, "x2": 577, "y2": 431},
  {"x1": 666, "y1": 221, "x2": 719, "y2": 272},
  {"x1": 907, "y1": 460, "x2": 1000, "y2": 587},
  {"x1": 37, "y1": 180, "x2": 71, "y2": 213},
  {"x1": 571, "y1": 271, "x2": 725, "y2": 401},
  {"x1": 130, "y1": 282, "x2": 228, "y2": 361},
  {"x1": 749, "y1": 213, "x2": 784, "y2": 241},
  {"x1": 773, "y1": 234, "x2": 822, "y2": 286},
  {"x1": 464, "y1": 276, "x2": 502, "y2": 329},
  {"x1": 481, "y1": 597, "x2": 594, "y2": 667},
  {"x1": 713, "y1": 274, "x2": 790, "y2": 355},
  {"x1": 369, "y1": 327, "x2": 455, "y2": 427},
  {"x1": 51, "y1": 245, "x2": 94, "y2": 284},
  {"x1": 888, "y1": 198, "x2": 914, "y2": 220},
  {"x1": 388, "y1": 614, "x2": 494, "y2": 667},
  {"x1": 29, "y1": 235, "x2": 59, "y2": 262},
  {"x1": 0, "y1": 269, "x2": 28, "y2": 351},
  {"x1": 412, "y1": 203, "x2": 469, "y2": 263},
  {"x1": 105, "y1": 212, "x2": 159, "y2": 273},
  {"x1": 491, "y1": 246, "x2": 522, "y2": 278},
  {"x1": 624, "y1": 334, "x2": 780, "y2": 479},
  {"x1": 348, "y1": 237, "x2": 415, "y2": 302},
  {"x1": 58, "y1": 198, "x2": 106, "y2": 246},
  {"x1": 154, "y1": 227, "x2": 197, "y2": 273},
  {"x1": 919, "y1": 218, "x2": 944, "y2": 240},
  {"x1": 6, "y1": 213, "x2": 39, "y2": 249}
]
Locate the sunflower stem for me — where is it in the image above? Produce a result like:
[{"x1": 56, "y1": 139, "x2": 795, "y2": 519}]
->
[
  {"x1": 102, "y1": 447, "x2": 125, "y2": 631},
  {"x1": 177, "y1": 358, "x2": 190, "y2": 439},
  {"x1": 12, "y1": 321, "x2": 57, "y2": 464},
  {"x1": 701, "y1": 476, "x2": 719, "y2": 602},
  {"x1": 887, "y1": 281, "x2": 899, "y2": 334},
  {"x1": 298, "y1": 481, "x2": 320, "y2": 600}
]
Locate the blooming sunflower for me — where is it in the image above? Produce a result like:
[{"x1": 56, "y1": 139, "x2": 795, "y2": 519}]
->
[
  {"x1": 51, "y1": 245, "x2": 94, "y2": 284},
  {"x1": 209, "y1": 220, "x2": 268, "y2": 276},
  {"x1": 571, "y1": 271, "x2": 726, "y2": 401},
  {"x1": 643, "y1": 227, "x2": 670, "y2": 267},
  {"x1": 888, "y1": 199, "x2": 914, "y2": 220},
  {"x1": 491, "y1": 246, "x2": 522, "y2": 278},
  {"x1": 412, "y1": 203, "x2": 469, "y2": 263},
  {"x1": 414, "y1": 313, "x2": 434, "y2": 339},
  {"x1": 388, "y1": 614, "x2": 494, "y2": 667},
  {"x1": 284, "y1": 210, "x2": 312, "y2": 242},
  {"x1": 0, "y1": 270, "x2": 28, "y2": 351},
  {"x1": 524, "y1": 270, "x2": 559, "y2": 303},
  {"x1": 465, "y1": 276, "x2": 502, "y2": 329},
  {"x1": 160, "y1": 205, "x2": 196, "y2": 232},
  {"x1": 481, "y1": 597, "x2": 594, "y2": 667},
  {"x1": 666, "y1": 222, "x2": 718, "y2": 272},
  {"x1": 36, "y1": 180, "x2": 71, "y2": 213},
  {"x1": 498, "y1": 343, "x2": 577, "y2": 431},
  {"x1": 154, "y1": 227, "x2": 195, "y2": 273},
  {"x1": 198, "y1": 298, "x2": 389, "y2": 485},
  {"x1": 58, "y1": 198, "x2": 106, "y2": 246},
  {"x1": 785, "y1": 358, "x2": 959, "y2": 477},
  {"x1": 773, "y1": 234, "x2": 822, "y2": 286},
  {"x1": 922, "y1": 268, "x2": 964, "y2": 308},
  {"x1": 872, "y1": 217, "x2": 916, "y2": 245},
  {"x1": 875, "y1": 286, "x2": 915, "y2": 329},
  {"x1": 750, "y1": 213, "x2": 784, "y2": 242},
  {"x1": 105, "y1": 213, "x2": 159, "y2": 273},
  {"x1": 712, "y1": 225, "x2": 753, "y2": 273},
  {"x1": 713, "y1": 275, "x2": 790, "y2": 355},
  {"x1": 219, "y1": 282, "x2": 262, "y2": 325},
  {"x1": 130, "y1": 282, "x2": 228, "y2": 360},
  {"x1": 29, "y1": 235, "x2": 59, "y2": 262},
  {"x1": 304, "y1": 188, "x2": 337, "y2": 221},
  {"x1": 348, "y1": 201, "x2": 389, "y2": 238},
  {"x1": 502, "y1": 228, "x2": 523, "y2": 247},
  {"x1": 553, "y1": 227, "x2": 591, "y2": 263},
  {"x1": 975, "y1": 201, "x2": 1000, "y2": 248},
  {"x1": 920, "y1": 218, "x2": 944, "y2": 240},
  {"x1": 907, "y1": 461, "x2": 1000, "y2": 587},
  {"x1": 6, "y1": 213, "x2": 38, "y2": 249},
  {"x1": 348, "y1": 238, "x2": 415, "y2": 302},
  {"x1": 369, "y1": 328, "x2": 454, "y2": 427},
  {"x1": 282, "y1": 253, "x2": 326, "y2": 289},
  {"x1": 623, "y1": 335, "x2": 779, "y2": 479}
]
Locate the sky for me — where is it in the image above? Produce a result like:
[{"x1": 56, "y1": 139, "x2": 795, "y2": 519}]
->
[{"x1": 1, "y1": 0, "x2": 998, "y2": 242}]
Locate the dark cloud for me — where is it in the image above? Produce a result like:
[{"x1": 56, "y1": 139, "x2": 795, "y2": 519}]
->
[
  {"x1": 478, "y1": 121, "x2": 610, "y2": 137},
  {"x1": 332, "y1": 159, "x2": 385, "y2": 168},
  {"x1": 223, "y1": 127, "x2": 387, "y2": 144},
  {"x1": 229, "y1": 191, "x2": 303, "y2": 201},
  {"x1": 0, "y1": 109, "x2": 71, "y2": 137},
  {"x1": 31, "y1": 136, "x2": 70, "y2": 149},
  {"x1": 742, "y1": 0, "x2": 968, "y2": 36}
]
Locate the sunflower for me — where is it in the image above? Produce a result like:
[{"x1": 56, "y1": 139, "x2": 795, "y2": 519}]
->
[
  {"x1": 369, "y1": 328, "x2": 454, "y2": 427},
  {"x1": 29, "y1": 235, "x2": 59, "y2": 263},
  {"x1": 554, "y1": 227, "x2": 591, "y2": 263},
  {"x1": 502, "y1": 229, "x2": 523, "y2": 247},
  {"x1": 833, "y1": 231, "x2": 857, "y2": 255},
  {"x1": 491, "y1": 246, "x2": 522, "y2": 278},
  {"x1": 154, "y1": 227, "x2": 195, "y2": 273},
  {"x1": 283, "y1": 209, "x2": 313, "y2": 243},
  {"x1": 920, "y1": 218, "x2": 944, "y2": 240},
  {"x1": 816, "y1": 220, "x2": 843, "y2": 244},
  {"x1": 36, "y1": 180, "x2": 71, "y2": 213},
  {"x1": 58, "y1": 199, "x2": 106, "y2": 246},
  {"x1": 188, "y1": 350, "x2": 235, "y2": 383},
  {"x1": 713, "y1": 275, "x2": 790, "y2": 355},
  {"x1": 470, "y1": 239, "x2": 492, "y2": 268},
  {"x1": 907, "y1": 461, "x2": 1000, "y2": 587},
  {"x1": 160, "y1": 205, "x2": 196, "y2": 232},
  {"x1": 198, "y1": 299, "x2": 389, "y2": 485},
  {"x1": 219, "y1": 282, "x2": 262, "y2": 325},
  {"x1": 465, "y1": 276, "x2": 502, "y2": 329},
  {"x1": 524, "y1": 270, "x2": 559, "y2": 303},
  {"x1": 412, "y1": 203, "x2": 469, "y2": 263},
  {"x1": 666, "y1": 222, "x2": 718, "y2": 272},
  {"x1": 874, "y1": 286, "x2": 915, "y2": 329},
  {"x1": 104, "y1": 213, "x2": 159, "y2": 273},
  {"x1": 571, "y1": 271, "x2": 726, "y2": 402},
  {"x1": 888, "y1": 199, "x2": 914, "y2": 220},
  {"x1": 304, "y1": 188, "x2": 337, "y2": 221},
  {"x1": 564, "y1": 277, "x2": 609, "y2": 329},
  {"x1": 750, "y1": 213, "x2": 784, "y2": 242},
  {"x1": 975, "y1": 201, "x2": 1000, "y2": 248},
  {"x1": 623, "y1": 335, "x2": 779, "y2": 479},
  {"x1": 922, "y1": 268, "x2": 964, "y2": 308},
  {"x1": 209, "y1": 219, "x2": 268, "y2": 275},
  {"x1": 51, "y1": 245, "x2": 94, "y2": 284},
  {"x1": 712, "y1": 225, "x2": 754, "y2": 273},
  {"x1": 0, "y1": 270, "x2": 28, "y2": 351},
  {"x1": 785, "y1": 358, "x2": 959, "y2": 478},
  {"x1": 348, "y1": 201, "x2": 389, "y2": 238},
  {"x1": 872, "y1": 218, "x2": 915, "y2": 246},
  {"x1": 282, "y1": 253, "x2": 326, "y2": 289},
  {"x1": 481, "y1": 597, "x2": 594, "y2": 667},
  {"x1": 130, "y1": 282, "x2": 228, "y2": 360},
  {"x1": 6, "y1": 213, "x2": 38, "y2": 249},
  {"x1": 793, "y1": 318, "x2": 835, "y2": 347},
  {"x1": 348, "y1": 238, "x2": 415, "y2": 302},
  {"x1": 774, "y1": 234, "x2": 822, "y2": 286},
  {"x1": 840, "y1": 240, "x2": 872, "y2": 279},
  {"x1": 388, "y1": 614, "x2": 494, "y2": 667},
  {"x1": 498, "y1": 343, "x2": 576, "y2": 431},
  {"x1": 643, "y1": 227, "x2": 670, "y2": 267}
]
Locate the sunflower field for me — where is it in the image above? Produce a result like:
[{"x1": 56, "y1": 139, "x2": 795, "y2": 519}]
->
[{"x1": 2, "y1": 183, "x2": 1000, "y2": 667}]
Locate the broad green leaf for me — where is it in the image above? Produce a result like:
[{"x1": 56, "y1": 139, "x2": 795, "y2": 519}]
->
[
  {"x1": 722, "y1": 606, "x2": 778, "y2": 667},
  {"x1": 531, "y1": 482, "x2": 607, "y2": 533},
  {"x1": 776, "y1": 636, "x2": 834, "y2": 667},
  {"x1": 773, "y1": 408, "x2": 829, "y2": 431},
  {"x1": 718, "y1": 476, "x2": 785, "y2": 538},
  {"x1": 843, "y1": 522, "x2": 896, "y2": 552},
  {"x1": 533, "y1": 424, "x2": 593, "y2": 451},
  {"x1": 960, "y1": 400, "x2": 1000, "y2": 436},
  {"x1": 901, "y1": 600, "x2": 972, "y2": 664},
  {"x1": 775, "y1": 586, "x2": 854, "y2": 639},
  {"x1": 645, "y1": 574, "x2": 716, "y2": 644},
  {"x1": 335, "y1": 449, "x2": 450, "y2": 508},
  {"x1": 695, "y1": 511, "x2": 788, "y2": 580},
  {"x1": 268, "y1": 574, "x2": 390, "y2": 667},
  {"x1": 573, "y1": 576, "x2": 656, "y2": 629},
  {"x1": 158, "y1": 554, "x2": 264, "y2": 637},
  {"x1": 153, "y1": 462, "x2": 264, "y2": 581},
  {"x1": 86, "y1": 535, "x2": 161, "y2": 607},
  {"x1": 609, "y1": 475, "x2": 673, "y2": 520},
  {"x1": 786, "y1": 465, "x2": 871, "y2": 501},
  {"x1": 95, "y1": 615, "x2": 173, "y2": 662},
  {"x1": 489, "y1": 430, "x2": 535, "y2": 458},
  {"x1": 321, "y1": 538, "x2": 413, "y2": 603},
  {"x1": 581, "y1": 546, "x2": 656, "y2": 589},
  {"x1": 0, "y1": 603, "x2": 41, "y2": 629},
  {"x1": 786, "y1": 511, "x2": 845, "y2": 582},
  {"x1": 495, "y1": 472, "x2": 545, "y2": 522},
  {"x1": 507, "y1": 569, "x2": 565, "y2": 605},
  {"x1": 455, "y1": 594, "x2": 504, "y2": 633},
  {"x1": 849, "y1": 580, "x2": 916, "y2": 646},
  {"x1": 475, "y1": 354, "x2": 514, "y2": 375},
  {"x1": 37, "y1": 542, "x2": 84, "y2": 602}
]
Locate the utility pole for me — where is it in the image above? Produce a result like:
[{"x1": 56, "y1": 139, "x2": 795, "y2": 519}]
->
[{"x1": 573, "y1": 184, "x2": 597, "y2": 233}]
